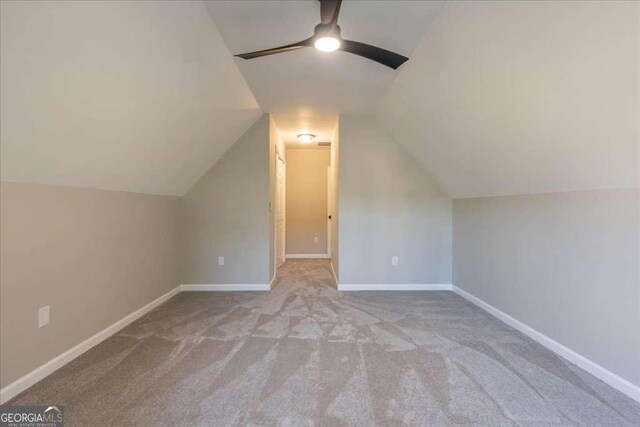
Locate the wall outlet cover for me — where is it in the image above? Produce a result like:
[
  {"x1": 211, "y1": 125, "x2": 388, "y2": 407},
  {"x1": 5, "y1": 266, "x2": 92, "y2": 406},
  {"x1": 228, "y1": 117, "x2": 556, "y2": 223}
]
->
[{"x1": 38, "y1": 306, "x2": 50, "y2": 328}]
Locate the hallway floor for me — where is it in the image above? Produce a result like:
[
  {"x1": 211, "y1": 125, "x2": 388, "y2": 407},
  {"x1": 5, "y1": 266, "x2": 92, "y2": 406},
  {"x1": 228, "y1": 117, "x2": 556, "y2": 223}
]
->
[{"x1": 9, "y1": 259, "x2": 640, "y2": 425}]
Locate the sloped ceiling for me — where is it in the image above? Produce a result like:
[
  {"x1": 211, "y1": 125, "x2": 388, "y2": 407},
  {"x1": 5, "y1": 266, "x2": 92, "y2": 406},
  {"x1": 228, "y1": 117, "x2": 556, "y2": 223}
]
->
[
  {"x1": 204, "y1": 0, "x2": 442, "y2": 146},
  {"x1": 379, "y1": 1, "x2": 639, "y2": 198},
  {"x1": 1, "y1": 1, "x2": 261, "y2": 196},
  {"x1": 4, "y1": 1, "x2": 636, "y2": 199}
]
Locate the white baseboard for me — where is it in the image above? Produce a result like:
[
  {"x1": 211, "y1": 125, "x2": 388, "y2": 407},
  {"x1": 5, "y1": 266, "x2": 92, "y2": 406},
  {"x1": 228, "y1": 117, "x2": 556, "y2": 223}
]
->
[
  {"x1": 1, "y1": 281, "x2": 275, "y2": 403},
  {"x1": 452, "y1": 286, "x2": 640, "y2": 404},
  {"x1": 329, "y1": 262, "x2": 338, "y2": 286},
  {"x1": 1, "y1": 281, "x2": 274, "y2": 403},
  {"x1": 286, "y1": 254, "x2": 330, "y2": 259},
  {"x1": 10, "y1": 281, "x2": 636, "y2": 406},
  {"x1": 0, "y1": 285, "x2": 181, "y2": 404},
  {"x1": 181, "y1": 284, "x2": 270, "y2": 292},
  {"x1": 338, "y1": 284, "x2": 452, "y2": 291}
]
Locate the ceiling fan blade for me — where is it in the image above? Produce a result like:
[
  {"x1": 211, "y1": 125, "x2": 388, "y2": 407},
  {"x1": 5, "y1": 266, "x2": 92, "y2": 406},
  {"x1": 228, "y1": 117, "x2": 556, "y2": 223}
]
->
[
  {"x1": 319, "y1": 0, "x2": 342, "y2": 25},
  {"x1": 235, "y1": 38, "x2": 313, "y2": 60},
  {"x1": 340, "y1": 40, "x2": 409, "y2": 70}
]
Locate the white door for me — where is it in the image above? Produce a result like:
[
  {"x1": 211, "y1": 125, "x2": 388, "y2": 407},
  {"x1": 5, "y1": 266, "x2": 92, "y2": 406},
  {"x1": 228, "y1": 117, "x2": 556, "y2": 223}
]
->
[{"x1": 276, "y1": 156, "x2": 286, "y2": 268}]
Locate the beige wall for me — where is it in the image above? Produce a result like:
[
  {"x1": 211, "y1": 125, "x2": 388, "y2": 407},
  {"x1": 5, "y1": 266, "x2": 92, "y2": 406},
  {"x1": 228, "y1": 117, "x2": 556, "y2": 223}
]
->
[
  {"x1": 454, "y1": 189, "x2": 640, "y2": 387},
  {"x1": 180, "y1": 115, "x2": 270, "y2": 285},
  {"x1": 0, "y1": 182, "x2": 180, "y2": 388},
  {"x1": 285, "y1": 148, "x2": 331, "y2": 255},
  {"x1": 338, "y1": 114, "x2": 452, "y2": 285}
]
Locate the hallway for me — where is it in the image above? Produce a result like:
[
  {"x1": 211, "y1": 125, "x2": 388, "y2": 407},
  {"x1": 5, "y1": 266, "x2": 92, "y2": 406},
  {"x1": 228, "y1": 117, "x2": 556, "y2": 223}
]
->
[
  {"x1": 9, "y1": 259, "x2": 640, "y2": 425},
  {"x1": 273, "y1": 258, "x2": 336, "y2": 288}
]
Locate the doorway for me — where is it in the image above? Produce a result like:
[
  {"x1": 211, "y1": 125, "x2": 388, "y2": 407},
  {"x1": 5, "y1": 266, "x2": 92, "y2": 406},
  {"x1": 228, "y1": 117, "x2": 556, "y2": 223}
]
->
[
  {"x1": 269, "y1": 114, "x2": 339, "y2": 286},
  {"x1": 275, "y1": 152, "x2": 286, "y2": 269},
  {"x1": 284, "y1": 147, "x2": 331, "y2": 258}
]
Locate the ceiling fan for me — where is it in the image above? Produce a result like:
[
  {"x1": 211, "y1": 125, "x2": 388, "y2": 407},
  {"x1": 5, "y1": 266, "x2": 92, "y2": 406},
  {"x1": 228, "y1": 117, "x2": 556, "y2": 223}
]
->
[{"x1": 235, "y1": 0, "x2": 409, "y2": 70}]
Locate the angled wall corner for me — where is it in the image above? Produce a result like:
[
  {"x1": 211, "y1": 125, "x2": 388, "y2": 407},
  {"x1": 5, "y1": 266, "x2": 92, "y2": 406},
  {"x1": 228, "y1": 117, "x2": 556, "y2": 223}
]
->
[
  {"x1": 337, "y1": 114, "x2": 452, "y2": 286},
  {"x1": 180, "y1": 115, "x2": 271, "y2": 286}
]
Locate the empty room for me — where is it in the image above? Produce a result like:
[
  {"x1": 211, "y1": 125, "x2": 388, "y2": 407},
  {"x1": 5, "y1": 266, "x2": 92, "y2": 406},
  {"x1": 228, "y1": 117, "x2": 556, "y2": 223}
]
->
[{"x1": 1, "y1": 1, "x2": 638, "y2": 425}]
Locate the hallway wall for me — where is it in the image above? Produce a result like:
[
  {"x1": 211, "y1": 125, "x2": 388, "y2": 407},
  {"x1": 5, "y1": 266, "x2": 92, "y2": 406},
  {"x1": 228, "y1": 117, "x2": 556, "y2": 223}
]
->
[{"x1": 285, "y1": 148, "x2": 331, "y2": 256}]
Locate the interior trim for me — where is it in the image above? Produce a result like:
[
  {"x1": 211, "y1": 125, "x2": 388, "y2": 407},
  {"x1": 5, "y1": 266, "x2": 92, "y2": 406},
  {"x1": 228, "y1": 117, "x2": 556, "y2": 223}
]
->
[
  {"x1": 0, "y1": 282, "x2": 277, "y2": 404},
  {"x1": 452, "y1": 285, "x2": 640, "y2": 403},
  {"x1": 329, "y1": 261, "x2": 338, "y2": 286},
  {"x1": 338, "y1": 284, "x2": 452, "y2": 291},
  {"x1": 286, "y1": 254, "x2": 330, "y2": 259},
  {"x1": 181, "y1": 284, "x2": 271, "y2": 292},
  {"x1": 9, "y1": 280, "x2": 635, "y2": 407},
  {"x1": 0, "y1": 285, "x2": 181, "y2": 404}
]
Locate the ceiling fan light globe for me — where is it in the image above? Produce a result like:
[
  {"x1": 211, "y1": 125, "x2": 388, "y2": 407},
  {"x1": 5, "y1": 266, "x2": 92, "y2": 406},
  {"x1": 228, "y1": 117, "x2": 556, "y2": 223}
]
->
[{"x1": 314, "y1": 37, "x2": 340, "y2": 52}]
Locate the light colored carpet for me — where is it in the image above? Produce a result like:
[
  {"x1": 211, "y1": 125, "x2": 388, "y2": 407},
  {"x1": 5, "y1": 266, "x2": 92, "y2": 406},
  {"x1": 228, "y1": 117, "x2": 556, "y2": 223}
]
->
[{"x1": 9, "y1": 259, "x2": 640, "y2": 425}]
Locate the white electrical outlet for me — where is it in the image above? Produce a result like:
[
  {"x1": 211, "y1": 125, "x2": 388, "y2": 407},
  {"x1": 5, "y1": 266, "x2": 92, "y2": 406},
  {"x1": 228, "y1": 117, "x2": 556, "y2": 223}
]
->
[
  {"x1": 391, "y1": 256, "x2": 399, "y2": 266},
  {"x1": 218, "y1": 256, "x2": 225, "y2": 266},
  {"x1": 313, "y1": 236, "x2": 319, "y2": 243},
  {"x1": 38, "y1": 306, "x2": 50, "y2": 328}
]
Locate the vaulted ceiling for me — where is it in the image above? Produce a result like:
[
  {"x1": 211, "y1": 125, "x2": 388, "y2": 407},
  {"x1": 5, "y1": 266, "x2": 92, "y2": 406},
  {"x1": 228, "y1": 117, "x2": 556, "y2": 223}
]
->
[
  {"x1": 380, "y1": 1, "x2": 639, "y2": 198},
  {"x1": 204, "y1": 0, "x2": 442, "y2": 145},
  {"x1": 1, "y1": 1, "x2": 260, "y2": 195},
  {"x1": 2, "y1": 1, "x2": 637, "y2": 198}
]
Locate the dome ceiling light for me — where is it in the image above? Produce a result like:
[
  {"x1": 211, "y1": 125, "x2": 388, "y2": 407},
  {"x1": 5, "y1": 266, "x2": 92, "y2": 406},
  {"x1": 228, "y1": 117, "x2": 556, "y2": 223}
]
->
[{"x1": 297, "y1": 133, "x2": 316, "y2": 144}]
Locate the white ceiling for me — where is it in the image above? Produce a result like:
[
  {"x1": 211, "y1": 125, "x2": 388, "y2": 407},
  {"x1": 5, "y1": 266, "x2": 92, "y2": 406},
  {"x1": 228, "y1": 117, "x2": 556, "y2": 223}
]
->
[
  {"x1": 1, "y1": 1, "x2": 261, "y2": 196},
  {"x1": 379, "y1": 1, "x2": 639, "y2": 198},
  {"x1": 204, "y1": 0, "x2": 442, "y2": 144}
]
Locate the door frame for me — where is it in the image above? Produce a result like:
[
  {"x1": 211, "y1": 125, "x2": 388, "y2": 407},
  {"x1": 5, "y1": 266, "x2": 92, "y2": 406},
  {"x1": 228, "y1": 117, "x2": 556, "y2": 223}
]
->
[
  {"x1": 274, "y1": 150, "x2": 286, "y2": 271},
  {"x1": 327, "y1": 165, "x2": 333, "y2": 258}
]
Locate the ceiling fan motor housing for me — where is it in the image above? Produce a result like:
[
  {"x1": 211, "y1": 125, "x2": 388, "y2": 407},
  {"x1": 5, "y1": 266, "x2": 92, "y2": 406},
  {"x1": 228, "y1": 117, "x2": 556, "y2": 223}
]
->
[{"x1": 314, "y1": 23, "x2": 341, "y2": 40}]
